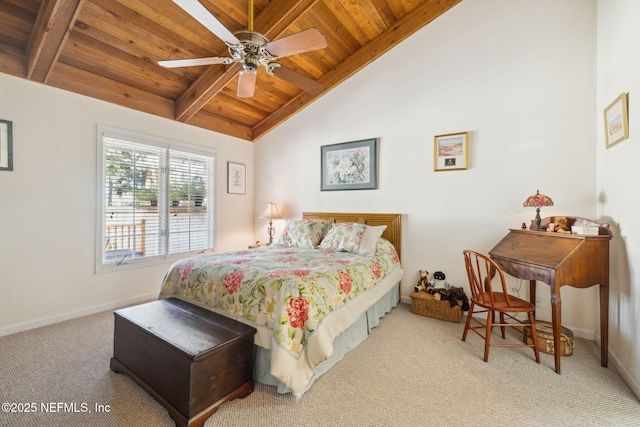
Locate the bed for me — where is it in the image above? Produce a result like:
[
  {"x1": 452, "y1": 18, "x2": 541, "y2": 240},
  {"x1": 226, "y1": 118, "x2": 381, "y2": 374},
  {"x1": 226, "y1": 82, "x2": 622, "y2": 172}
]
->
[{"x1": 158, "y1": 212, "x2": 403, "y2": 398}]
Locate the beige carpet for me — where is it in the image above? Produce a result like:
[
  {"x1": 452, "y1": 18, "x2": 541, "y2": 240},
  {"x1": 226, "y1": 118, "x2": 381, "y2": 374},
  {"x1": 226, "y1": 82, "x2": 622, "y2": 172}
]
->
[{"x1": 1, "y1": 303, "x2": 638, "y2": 427}]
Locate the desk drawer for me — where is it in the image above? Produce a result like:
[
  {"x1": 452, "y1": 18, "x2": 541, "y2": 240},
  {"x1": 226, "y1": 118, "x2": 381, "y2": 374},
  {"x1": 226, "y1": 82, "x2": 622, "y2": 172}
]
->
[{"x1": 494, "y1": 260, "x2": 550, "y2": 283}]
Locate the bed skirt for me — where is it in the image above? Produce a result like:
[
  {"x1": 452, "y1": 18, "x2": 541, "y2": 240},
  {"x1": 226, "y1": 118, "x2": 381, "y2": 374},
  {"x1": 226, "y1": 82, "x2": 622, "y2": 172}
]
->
[{"x1": 252, "y1": 282, "x2": 399, "y2": 396}]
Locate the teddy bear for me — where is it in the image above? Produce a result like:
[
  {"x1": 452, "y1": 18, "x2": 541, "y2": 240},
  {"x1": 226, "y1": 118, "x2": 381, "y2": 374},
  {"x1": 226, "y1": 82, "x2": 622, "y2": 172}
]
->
[
  {"x1": 414, "y1": 270, "x2": 430, "y2": 292},
  {"x1": 427, "y1": 286, "x2": 446, "y2": 299},
  {"x1": 546, "y1": 217, "x2": 571, "y2": 234},
  {"x1": 427, "y1": 286, "x2": 470, "y2": 310},
  {"x1": 554, "y1": 216, "x2": 571, "y2": 234},
  {"x1": 429, "y1": 271, "x2": 451, "y2": 289},
  {"x1": 448, "y1": 287, "x2": 470, "y2": 311}
]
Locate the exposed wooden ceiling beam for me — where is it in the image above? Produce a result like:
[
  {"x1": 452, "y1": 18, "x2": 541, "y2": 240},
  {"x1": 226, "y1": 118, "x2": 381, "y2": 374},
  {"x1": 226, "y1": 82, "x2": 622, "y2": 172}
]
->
[
  {"x1": 27, "y1": 0, "x2": 85, "y2": 83},
  {"x1": 176, "y1": 62, "x2": 242, "y2": 122},
  {"x1": 174, "y1": 0, "x2": 318, "y2": 124},
  {"x1": 252, "y1": 0, "x2": 463, "y2": 140}
]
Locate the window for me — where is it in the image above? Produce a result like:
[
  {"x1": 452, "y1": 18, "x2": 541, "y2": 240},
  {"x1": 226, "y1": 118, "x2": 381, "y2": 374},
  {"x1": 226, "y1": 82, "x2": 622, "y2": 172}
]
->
[{"x1": 97, "y1": 126, "x2": 215, "y2": 272}]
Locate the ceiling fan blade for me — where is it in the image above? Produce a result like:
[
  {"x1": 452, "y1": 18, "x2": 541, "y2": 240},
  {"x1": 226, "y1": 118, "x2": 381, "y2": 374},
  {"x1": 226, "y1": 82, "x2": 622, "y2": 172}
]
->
[
  {"x1": 264, "y1": 28, "x2": 327, "y2": 58},
  {"x1": 158, "y1": 57, "x2": 228, "y2": 68},
  {"x1": 173, "y1": 0, "x2": 240, "y2": 45},
  {"x1": 272, "y1": 65, "x2": 324, "y2": 95},
  {"x1": 237, "y1": 70, "x2": 257, "y2": 98}
]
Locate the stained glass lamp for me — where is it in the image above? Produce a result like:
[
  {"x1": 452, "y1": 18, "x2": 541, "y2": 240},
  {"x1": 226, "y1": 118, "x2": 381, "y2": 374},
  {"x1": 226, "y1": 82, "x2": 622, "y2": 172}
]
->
[{"x1": 523, "y1": 190, "x2": 554, "y2": 230}]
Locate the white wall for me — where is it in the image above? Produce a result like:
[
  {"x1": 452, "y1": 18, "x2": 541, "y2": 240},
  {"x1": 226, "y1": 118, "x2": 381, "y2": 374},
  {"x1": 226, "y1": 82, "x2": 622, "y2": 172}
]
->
[
  {"x1": 255, "y1": 0, "x2": 599, "y2": 333},
  {"x1": 596, "y1": 0, "x2": 640, "y2": 399},
  {"x1": 0, "y1": 73, "x2": 255, "y2": 335}
]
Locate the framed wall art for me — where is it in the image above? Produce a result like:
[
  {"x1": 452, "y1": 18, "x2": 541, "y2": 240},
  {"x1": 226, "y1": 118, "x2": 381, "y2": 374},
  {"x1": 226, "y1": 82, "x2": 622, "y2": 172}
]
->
[
  {"x1": 604, "y1": 92, "x2": 629, "y2": 148},
  {"x1": 321, "y1": 138, "x2": 377, "y2": 191},
  {"x1": 227, "y1": 162, "x2": 246, "y2": 194},
  {"x1": 434, "y1": 132, "x2": 468, "y2": 171},
  {"x1": 0, "y1": 119, "x2": 13, "y2": 171}
]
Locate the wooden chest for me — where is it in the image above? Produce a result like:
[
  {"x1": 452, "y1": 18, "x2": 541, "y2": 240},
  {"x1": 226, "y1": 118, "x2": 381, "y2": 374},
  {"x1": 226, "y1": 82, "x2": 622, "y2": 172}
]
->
[{"x1": 110, "y1": 298, "x2": 257, "y2": 427}]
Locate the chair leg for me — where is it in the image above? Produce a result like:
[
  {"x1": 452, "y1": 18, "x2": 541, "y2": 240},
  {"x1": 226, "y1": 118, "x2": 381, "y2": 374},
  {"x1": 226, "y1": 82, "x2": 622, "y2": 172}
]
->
[
  {"x1": 484, "y1": 310, "x2": 493, "y2": 362},
  {"x1": 490, "y1": 311, "x2": 501, "y2": 338},
  {"x1": 461, "y1": 302, "x2": 475, "y2": 341},
  {"x1": 499, "y1": 312, "x2": 506, "y2": 339}
]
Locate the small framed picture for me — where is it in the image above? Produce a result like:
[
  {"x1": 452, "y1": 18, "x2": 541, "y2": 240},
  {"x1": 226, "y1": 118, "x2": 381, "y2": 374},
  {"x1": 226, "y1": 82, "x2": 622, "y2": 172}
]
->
[
  {"x1": 0, "y1": 119, "x2": 13, "y2": 171},
  {"x1": 604, "y1": 93, "x2": 629, "y2": 148},
  {"x1": 434, "y1": 132, "x2": 468, "y2": 171},
  {"x1": 227, "y1": 162, "x2": 246, "y2": 194},
  {"x1": 321, "y1": 138, "x2": 377, "y2": 191}
]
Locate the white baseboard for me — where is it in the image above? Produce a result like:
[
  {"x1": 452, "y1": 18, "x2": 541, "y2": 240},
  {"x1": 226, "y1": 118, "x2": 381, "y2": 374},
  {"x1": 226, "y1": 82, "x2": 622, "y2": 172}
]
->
[
  {"x1": 0, "y1": 292, "x2": 158, "y2": 338},
  {"x1": 609, "y1": 350, "x2": 640, "y2": 401}
]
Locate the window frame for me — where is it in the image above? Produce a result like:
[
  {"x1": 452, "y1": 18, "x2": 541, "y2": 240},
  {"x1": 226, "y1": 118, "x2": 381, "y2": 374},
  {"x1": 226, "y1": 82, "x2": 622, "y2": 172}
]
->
[{"x1": 96, "y1": 125, "x2": 216, "y2": 273}]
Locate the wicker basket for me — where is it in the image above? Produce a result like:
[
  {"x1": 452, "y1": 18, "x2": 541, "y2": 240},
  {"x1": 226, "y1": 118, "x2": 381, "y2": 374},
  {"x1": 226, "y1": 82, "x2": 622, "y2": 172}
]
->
[
  {"x1": 410, "y1": 291, "x2": 462, "y2": 323},
  {"x1": 523, "y1": 320, "x2": 574, "y2": 356}
]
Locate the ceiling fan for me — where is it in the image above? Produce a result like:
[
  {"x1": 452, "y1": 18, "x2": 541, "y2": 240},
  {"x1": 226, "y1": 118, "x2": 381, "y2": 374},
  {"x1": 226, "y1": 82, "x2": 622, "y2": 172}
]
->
[{"x1": 159, "y1": 0, "x2": 327, "y2": 98}]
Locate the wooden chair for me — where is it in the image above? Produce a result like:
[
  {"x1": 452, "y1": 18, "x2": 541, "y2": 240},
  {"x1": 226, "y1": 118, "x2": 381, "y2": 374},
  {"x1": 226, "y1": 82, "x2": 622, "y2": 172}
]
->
[{"x1": 461, "y1": 250, "x2": 540, "y2": 363}]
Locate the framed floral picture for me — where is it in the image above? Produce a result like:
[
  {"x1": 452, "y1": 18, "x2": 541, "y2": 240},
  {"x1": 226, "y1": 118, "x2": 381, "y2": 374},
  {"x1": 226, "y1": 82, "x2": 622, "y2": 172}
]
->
[
  {"x1": 604, "y1": 93, "x2": 629, "y2": 148},
  {"x1": 434, "y1": 132, "x2": 468, "y2": 171},
  {"x1": 321, "y1": 138, "x2": 377, "y2": 191}
]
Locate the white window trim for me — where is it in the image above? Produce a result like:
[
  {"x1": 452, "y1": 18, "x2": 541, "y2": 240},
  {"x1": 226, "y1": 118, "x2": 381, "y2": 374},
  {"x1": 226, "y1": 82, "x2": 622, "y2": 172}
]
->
[{"x1": 96, "y1": 125, "x2": 216, "y2": 274}]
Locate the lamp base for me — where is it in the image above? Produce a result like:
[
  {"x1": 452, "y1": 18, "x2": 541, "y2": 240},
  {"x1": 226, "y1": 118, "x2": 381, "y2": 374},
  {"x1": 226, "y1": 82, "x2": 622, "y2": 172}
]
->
[
  {"x1": 532, "y1": 208, "x2": 542, "y2": 230},
  {"x1": 267, "y1": 220, "x2": 275, "y2": 244}
]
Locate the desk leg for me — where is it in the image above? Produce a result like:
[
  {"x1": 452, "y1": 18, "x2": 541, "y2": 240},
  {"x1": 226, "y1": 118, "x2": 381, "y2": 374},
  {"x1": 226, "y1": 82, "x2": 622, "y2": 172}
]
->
[
  {"x1": 529, "y1": 281, "x2": 536, "y2": 319},
  {"x1": 600, "y1": 283, "x2": 609, "y2": 367},
  {"x1": 550, "y1": 282, "x2": 561, "y2": 374}
]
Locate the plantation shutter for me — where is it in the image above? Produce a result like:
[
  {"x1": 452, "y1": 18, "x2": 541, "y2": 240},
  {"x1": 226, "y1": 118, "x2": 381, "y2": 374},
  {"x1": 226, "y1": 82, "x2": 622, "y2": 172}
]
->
[
  {"x1": 103, "y1": 139, "x2": 164, "y2": 263},
  {"x1": 168, "y1": 149, "x2": 213, "y2": 254}
]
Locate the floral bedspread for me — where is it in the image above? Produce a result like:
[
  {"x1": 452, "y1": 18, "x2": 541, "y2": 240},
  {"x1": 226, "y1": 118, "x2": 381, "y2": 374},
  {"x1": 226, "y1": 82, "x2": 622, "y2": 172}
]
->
[{"x1": 159, "y1": 238, "x2": 401, "y2": 396}]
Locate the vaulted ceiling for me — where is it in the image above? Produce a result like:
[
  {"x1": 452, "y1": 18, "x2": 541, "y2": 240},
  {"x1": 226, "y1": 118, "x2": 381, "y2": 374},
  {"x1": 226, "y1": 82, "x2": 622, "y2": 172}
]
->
[{"x1": 0, "y1": 0, "x2": 461, "y2": 141}]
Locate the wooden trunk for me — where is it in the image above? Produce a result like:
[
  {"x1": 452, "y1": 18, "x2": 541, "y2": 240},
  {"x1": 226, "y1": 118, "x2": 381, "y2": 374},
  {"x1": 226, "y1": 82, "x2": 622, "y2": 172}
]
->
[
  {"x1": 110, "y1": 298, "x2": 257, "y2": 427},
  {"x1": 524, "y1": 320, "x2": 574, "y2": 356}
]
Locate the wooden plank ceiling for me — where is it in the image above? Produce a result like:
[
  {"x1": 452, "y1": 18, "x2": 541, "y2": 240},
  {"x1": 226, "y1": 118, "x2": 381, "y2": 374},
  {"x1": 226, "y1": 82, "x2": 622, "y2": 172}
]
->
[{"x1": 0, "y1": 0, "x2": 461, "y2": 141}]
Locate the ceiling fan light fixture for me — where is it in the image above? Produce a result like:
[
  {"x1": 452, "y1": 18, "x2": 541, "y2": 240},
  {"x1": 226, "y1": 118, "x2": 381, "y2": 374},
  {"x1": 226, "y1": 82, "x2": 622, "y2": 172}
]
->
[{"x1": 237, "y1": 69, "x2": 257, "y2": 98}]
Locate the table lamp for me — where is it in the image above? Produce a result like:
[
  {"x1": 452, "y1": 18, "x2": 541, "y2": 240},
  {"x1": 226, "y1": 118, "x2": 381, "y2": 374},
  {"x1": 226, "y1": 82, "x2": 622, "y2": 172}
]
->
[
  {"x1": 259, "y1": 202, "x2": 281, "y2": 244},
  {"x1": 523, "y1": 190, "x2": 553, "y2": 230}
]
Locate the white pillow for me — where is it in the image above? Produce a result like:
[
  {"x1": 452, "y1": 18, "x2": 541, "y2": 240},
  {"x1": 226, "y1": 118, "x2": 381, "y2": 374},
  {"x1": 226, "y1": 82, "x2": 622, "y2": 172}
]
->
[{"x1": 358, "y1": 225, "x2": 387, "y2": 256}]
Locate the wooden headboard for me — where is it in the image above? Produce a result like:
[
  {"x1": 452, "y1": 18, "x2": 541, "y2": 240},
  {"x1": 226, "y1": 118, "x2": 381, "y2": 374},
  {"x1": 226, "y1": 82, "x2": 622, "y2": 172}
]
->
[{"x1": 302, "y1": 212, "x2": 402, "y2": 260}]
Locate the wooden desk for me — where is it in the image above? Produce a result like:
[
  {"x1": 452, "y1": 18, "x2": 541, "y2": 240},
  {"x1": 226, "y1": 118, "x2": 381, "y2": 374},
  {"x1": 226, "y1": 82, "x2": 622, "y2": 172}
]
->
[{"x1": 489, "y1": 216, "x2": 612, "y2": 374}]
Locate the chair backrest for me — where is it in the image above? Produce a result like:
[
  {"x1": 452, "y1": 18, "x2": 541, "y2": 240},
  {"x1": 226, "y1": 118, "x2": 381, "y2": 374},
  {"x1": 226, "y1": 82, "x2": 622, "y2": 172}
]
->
[{"x1": 463, "y1": 250, "x2": 515, "y2": 307}]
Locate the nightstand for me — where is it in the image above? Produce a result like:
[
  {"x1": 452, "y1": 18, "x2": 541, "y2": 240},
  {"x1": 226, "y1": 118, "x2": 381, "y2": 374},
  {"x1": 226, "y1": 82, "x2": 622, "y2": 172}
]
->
[{"x1": 248, "y1": 242, "x2": 268, "y2": 249}]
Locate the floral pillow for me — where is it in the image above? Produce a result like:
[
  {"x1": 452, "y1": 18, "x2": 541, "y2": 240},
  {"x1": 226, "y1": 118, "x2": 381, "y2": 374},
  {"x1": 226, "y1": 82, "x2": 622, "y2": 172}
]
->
[
  {"x1": 319, "y1": 222, "x2": 367, "y2": 253},
  {"x1": 274, "y1": 220, "x2": 328, "y2": 248}
]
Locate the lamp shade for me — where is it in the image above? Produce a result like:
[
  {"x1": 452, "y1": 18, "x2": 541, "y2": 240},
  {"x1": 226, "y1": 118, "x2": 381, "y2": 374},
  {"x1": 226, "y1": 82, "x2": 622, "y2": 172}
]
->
[
  {"x1": 260, "y1": 202, "x2": 281, "y2": 219},
  {"x1": 523, "y1": 190, "x2": 553, "y2": 208}
]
